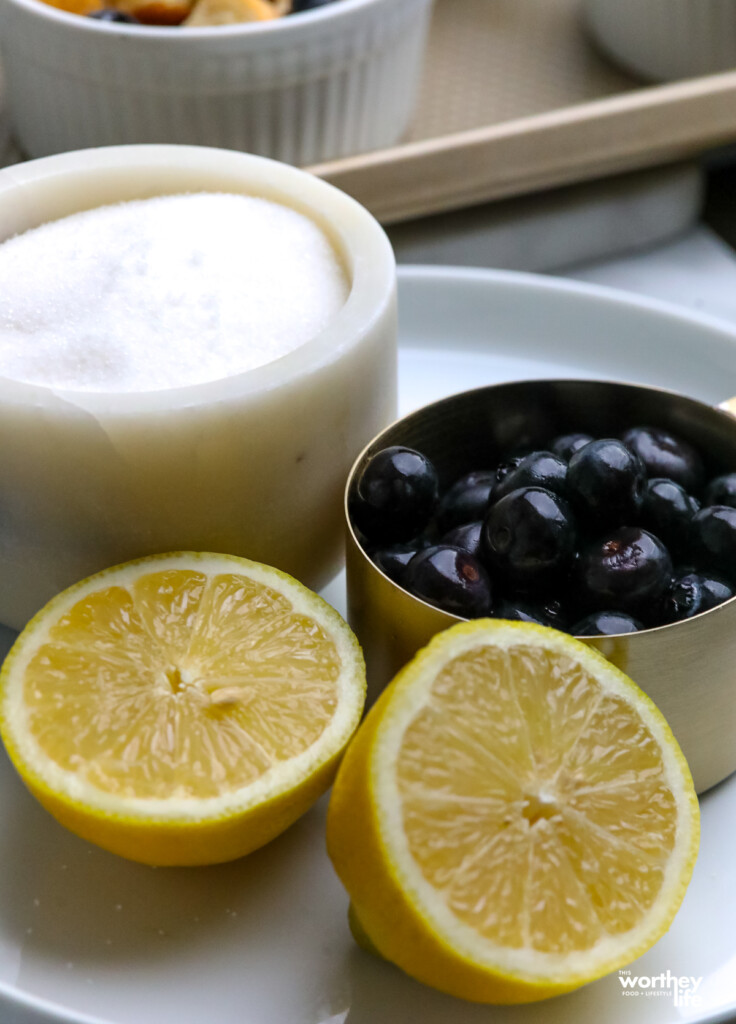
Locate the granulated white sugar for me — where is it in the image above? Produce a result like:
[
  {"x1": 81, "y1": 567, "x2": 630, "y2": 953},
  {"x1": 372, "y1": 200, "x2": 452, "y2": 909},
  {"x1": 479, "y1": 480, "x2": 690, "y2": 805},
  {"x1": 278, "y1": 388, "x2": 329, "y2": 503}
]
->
[{"x1": 0, "y1": 193, "x2": 349, "y2": 392}]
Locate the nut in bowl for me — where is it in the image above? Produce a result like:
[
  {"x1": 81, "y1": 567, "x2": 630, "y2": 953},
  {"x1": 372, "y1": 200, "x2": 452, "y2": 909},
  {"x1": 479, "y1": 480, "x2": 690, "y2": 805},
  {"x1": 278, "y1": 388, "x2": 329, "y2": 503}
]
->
[
  {"x1": 0, "y1": 144, "x2": 397, "y2": 629},
  {"x1": 0, "y1": 0, "x2": 435, "y2": 161},
  {"x1": 346, "y1": 378, "x2": 736, "y2": 794}
]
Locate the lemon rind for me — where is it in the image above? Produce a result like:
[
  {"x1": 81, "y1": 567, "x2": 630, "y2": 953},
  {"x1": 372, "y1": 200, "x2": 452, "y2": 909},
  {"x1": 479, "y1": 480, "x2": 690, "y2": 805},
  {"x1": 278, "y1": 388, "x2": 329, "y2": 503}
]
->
[
  {"x1": 0, "y1": 551, "x2": 366, "y2": 825},
  {"x1": 368, "y1": 619, "x2": 700, "y2": 986}
]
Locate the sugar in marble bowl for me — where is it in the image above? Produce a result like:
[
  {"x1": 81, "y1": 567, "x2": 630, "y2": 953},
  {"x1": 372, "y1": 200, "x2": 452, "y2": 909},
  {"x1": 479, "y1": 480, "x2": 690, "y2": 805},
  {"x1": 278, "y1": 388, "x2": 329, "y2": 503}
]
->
[
  {"x1": 0, "y1": 145, "x2": 397, "y2": 628},
  {"x1": 0, "y1": 193, "x2": 350, "y2": 392}
]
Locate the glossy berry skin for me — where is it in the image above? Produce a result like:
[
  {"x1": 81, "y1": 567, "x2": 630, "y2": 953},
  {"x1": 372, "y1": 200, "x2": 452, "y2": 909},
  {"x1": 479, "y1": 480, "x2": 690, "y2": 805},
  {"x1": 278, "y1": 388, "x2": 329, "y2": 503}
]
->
[
  {"x1": 482, "y1": 486, "x2": 577, "y2": 586},
  {"x1": 290, "y1": 0, "x2": 337, "y2": 10},
  {"x1": 495, "y1": 598, "x2": 567, "y2": 630},
  {"x1": 577, "y1": 527, "x2": 673, "y2": 614},
  {"x1": 621, "y1": 426, "x2": 705, "y2": 492},
  {"x1": 640, "y1": 478, "x2": 700, "y2": 555},
  {"x1": 697, "y1": 572, "x2": 735, "y2": 608},
  {"x1": 691, "y1": 505, "x2": 736, "y2": 583},
  {"x1": 441, "y1": 521, "x2": 483, "y2": 560},
  {"x1": 550, "y1": 433, "x2": 594, "y2": 462},
  {"x1": 572, "y1": 610, "x2": 643, "y2": 636},
  {"x1": 658, "y1": 570, "x2": 734, "y2": 624},
  {"x1": 493, "y1": 456, "x2": 525, "y2": 490},
  {"x1": 370, "y1": 544, "x2": 419, "y2": 585},
  {"x1": 403, "y1": 545, "x2": 492, "y2": 617},
  {"x1": 88, "y1": 7, "x2": 139, "y2": 19},
  {"x1": 491, "y1": 451, "x2": 568, "y2": 504},
  {"x1": 351, "y1": 446, "x2": 439, "y2": 544},
  {"x1": 704, "y1": 472, "x2": 736, "y2": 508},
  {"x1": 436, "y1": 470, "x2": 495, "y2": 532},
  {"x1": 567, "y1": 439, "x2": 646, "y2": 529}
]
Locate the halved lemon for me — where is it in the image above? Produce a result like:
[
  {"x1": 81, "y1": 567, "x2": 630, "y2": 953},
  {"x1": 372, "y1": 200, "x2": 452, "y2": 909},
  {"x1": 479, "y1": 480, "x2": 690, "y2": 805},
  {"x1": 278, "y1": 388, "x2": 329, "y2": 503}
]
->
[
  {"x1": 326, "y1": 619, "x2": 699, "y2": 1004},
  {"x1": 0, "y1": 552, "x2": 365, "y2": 866}
]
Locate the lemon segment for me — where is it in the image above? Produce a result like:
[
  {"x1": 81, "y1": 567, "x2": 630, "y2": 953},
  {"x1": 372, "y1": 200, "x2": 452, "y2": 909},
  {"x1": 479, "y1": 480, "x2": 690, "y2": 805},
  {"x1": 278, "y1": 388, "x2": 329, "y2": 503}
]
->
[
  {"x1": 326, "y1": 619, "x2": 699, "y2": 1004},
  {"x1": 1, "y1": 552, "x2": 365, "y2": 866}
]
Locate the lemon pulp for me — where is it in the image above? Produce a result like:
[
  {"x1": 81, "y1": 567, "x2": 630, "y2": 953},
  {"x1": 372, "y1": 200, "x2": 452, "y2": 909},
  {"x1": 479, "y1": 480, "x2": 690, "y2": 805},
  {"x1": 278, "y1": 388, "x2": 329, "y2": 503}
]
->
[
  {"x1": 1, "y1": 552, "x2": 365, "y2": 864},
  {"x1": 396, "y1": 642, "x2": 678, "y2": 952},
  {"x1": 327, "y1": 620, "x2": 699, "y2": 1003}
]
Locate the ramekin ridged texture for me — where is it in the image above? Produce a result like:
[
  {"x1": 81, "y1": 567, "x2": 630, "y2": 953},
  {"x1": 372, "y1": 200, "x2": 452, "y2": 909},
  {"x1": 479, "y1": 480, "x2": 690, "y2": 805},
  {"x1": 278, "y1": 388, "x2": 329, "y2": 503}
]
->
[{"x1": 0, "y1": 0, "x2": 435, "y2": 161}]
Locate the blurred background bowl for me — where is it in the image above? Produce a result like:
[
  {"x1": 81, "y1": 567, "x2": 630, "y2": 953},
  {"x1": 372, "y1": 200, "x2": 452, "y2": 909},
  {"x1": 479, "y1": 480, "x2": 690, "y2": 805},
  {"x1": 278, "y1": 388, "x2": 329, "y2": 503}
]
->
[
  {"x1": 346, "y1": 378, "x2": 736, "y2": 794},
  {"x1": 0, "y1": 0, "x2": 435, "y2": 161},
  {"x1": 583, "y1": 0, "x2": 736, "y2": 82}
]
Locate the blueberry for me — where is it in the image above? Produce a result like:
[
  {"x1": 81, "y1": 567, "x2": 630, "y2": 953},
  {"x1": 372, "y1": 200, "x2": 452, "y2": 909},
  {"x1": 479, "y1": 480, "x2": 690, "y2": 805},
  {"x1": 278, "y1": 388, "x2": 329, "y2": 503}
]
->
[
  {"x1": 577, "y1": 527, "x2": 673, "y2": 614},
  {"x1": 88, "y1": 7, "x2": 139, "y2": 19},
  {"x1": 696, "y1": 572, "x2": 734, "y2": 608},
  {"x1": 658, "y1": 570, "x2": 734, "y2": 624},
  {"x1": 436, "y1": 470, "x2": 495, "y2": 532},
  {"x1": 640, "y1": 478, "x2": 700, "y2": 555},
  {"x1": 370, "y1": 544, "x2": 419, "y2": 585},
  {"x1": 403, "y1": 545, "x2": 492, "y2": 617},
  {"x1": 493, "y1": 456, "x2": 525, "y2": 490},
  {"x1": 621, "y1": 426, "x2": 705, "y2": 492},
  {"x1": 550, "y1": 433, "x2": 594, "y2": 462},
  {"x1": 351, "y1": 446, "x2": 439, "y2": 544},
  {"x1": 691, "y1": 505, "x2": 736, "y2": 584},
  {"x1": 482, "y1": 486, "x2": 577, "y2": 586},
  {"x1": 572, "y1": 610, "x2": 643, "y2": 635},
  {"x1": 567, "y1": 439, "x2": 646, "y2": 529},
  {"x1": 290, "y1": 0, "x2": 337, "y2": 10},
  {"x1": 704, "y1": 472, "x2": 736, "y2": 508},
  {"x1": 441, "y1": 520, "x2": 483, "y2": 559},
  {"x1": 495, "y1": 598, "x2": 568, "y2": 630},
  {"x1": 491, "y1": 451, "x2": 568, "y2": 503}
]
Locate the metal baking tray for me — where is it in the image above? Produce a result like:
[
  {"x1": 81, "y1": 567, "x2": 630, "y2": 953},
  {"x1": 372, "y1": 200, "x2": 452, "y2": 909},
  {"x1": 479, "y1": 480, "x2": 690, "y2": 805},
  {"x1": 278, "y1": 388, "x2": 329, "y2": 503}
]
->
[{"x1": 309, "y1": 0, "x2": 736, "y2": 224}]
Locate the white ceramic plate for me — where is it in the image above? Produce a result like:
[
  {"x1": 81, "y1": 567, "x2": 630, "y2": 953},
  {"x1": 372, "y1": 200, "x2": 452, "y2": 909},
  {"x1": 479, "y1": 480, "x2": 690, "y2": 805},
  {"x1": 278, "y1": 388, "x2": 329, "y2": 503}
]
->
[{"x1": 0, "y1": 266, "x2": 735, "y2": 1024}]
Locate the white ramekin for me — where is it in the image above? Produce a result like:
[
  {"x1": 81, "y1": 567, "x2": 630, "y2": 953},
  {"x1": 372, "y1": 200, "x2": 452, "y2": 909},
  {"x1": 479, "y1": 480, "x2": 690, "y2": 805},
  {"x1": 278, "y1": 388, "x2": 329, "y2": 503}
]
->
[
  {"x1": 584, "y1": 0, "x2": 736, "y2": 82},
  {"x1": 0, "y1": 0, "x2": 434, "y2": 162},
  {"x1": 0, "y1": 144, "x2": 397, "y2": 628}
]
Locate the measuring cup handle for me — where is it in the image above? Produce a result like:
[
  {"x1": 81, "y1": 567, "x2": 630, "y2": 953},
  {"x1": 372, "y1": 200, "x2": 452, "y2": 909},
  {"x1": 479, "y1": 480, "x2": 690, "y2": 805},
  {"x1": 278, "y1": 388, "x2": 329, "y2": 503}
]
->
[{"x1": 718, "y1": 398, "x2": 736, "y2": 417}]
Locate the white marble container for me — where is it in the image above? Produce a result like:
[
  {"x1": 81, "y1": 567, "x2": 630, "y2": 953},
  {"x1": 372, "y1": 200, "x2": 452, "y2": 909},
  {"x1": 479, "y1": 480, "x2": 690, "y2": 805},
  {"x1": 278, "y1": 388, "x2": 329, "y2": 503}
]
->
[{"x1": 0, "y1": 145, "x2": 397, "y2": 628}]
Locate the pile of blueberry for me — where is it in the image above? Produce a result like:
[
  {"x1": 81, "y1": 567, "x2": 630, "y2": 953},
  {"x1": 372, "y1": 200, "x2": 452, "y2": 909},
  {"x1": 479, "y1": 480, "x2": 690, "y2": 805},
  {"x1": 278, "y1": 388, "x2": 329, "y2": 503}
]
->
[{"x1": 349, "y1": 426, "x2": 736, "y2": 635}]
